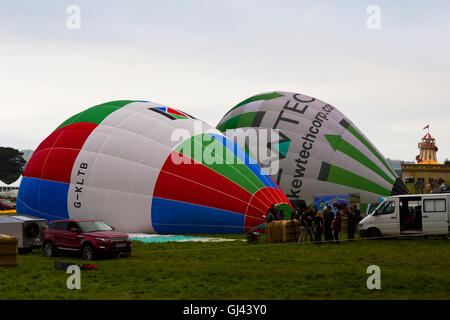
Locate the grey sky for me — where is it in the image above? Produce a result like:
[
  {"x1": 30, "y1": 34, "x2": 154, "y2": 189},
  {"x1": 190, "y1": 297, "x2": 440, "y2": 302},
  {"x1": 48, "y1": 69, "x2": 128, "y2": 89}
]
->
[{"x1": 1, "y1": 0, "x2": 449, "y2": 162}]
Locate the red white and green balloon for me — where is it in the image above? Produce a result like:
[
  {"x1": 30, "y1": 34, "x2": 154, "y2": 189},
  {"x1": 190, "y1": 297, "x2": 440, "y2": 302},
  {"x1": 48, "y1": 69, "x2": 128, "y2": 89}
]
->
[{"x1": 18, "y1": 100, "x2": 291, "y2": 233}]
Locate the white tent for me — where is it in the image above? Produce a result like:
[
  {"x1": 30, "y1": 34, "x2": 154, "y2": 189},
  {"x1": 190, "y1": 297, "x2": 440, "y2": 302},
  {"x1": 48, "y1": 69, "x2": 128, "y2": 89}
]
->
[
  {"x1": 8, "y1": 175, "x2": 22, "y2": 188},
  {"x1": 0, "y1": 176, "x2": 21, "y2": 198}
]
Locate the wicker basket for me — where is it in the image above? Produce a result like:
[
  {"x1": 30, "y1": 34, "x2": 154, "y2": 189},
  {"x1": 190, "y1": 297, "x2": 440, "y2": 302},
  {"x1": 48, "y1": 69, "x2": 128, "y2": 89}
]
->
[{"x1": 266, "y1": 220, "x2": 300, "y2": 242}]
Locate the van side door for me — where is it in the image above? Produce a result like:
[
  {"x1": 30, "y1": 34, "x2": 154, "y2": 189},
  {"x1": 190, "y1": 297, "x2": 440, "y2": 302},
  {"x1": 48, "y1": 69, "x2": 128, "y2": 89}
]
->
[{"x1": 422, "y1": 197, "x2": 448, "y2": 235}]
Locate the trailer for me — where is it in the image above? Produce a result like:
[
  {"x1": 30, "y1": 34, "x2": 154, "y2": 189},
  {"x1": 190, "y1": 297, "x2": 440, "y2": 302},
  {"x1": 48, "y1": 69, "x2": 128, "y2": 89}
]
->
[{"x1": 0, "y1": 215, "x2": 47, "y2": 249}]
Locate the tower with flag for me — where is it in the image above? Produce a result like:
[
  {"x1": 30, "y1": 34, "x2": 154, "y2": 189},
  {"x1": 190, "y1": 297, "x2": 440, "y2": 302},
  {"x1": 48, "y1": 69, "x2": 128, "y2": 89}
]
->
[
  {"x1": 401, "y1": 125, "x2": 450, "y2": 193},
  {"x1": 416, "y1": 125, "x2": 439, "y2": 165}
]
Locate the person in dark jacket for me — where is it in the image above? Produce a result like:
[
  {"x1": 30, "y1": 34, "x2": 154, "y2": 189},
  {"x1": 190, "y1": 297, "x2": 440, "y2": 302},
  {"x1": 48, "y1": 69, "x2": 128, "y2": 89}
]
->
[
  {"x1": 266, "y1": 204, "x2": 276, "y2": 223},
  {"x1": 347, "y1": 207, "x2": 357, "y2": 240},
  {"x1": 291, "y1": 205, "x2": 301, "y2": 220},
  {"x1": 275, "y1": 209, "x2": 285, "y2": 220},
  {"x1": 351, "y1": 205, "x2": 361, "y2": 236},
  {"x1": 332, "y1": 212, "x2": 342, "y2": 244},
  {"x1": 323, "y1": 206, "x2": 334, "y2": 242},
  {"x1": 305, "y1": 207, "x2": 315, "y2": 242}
]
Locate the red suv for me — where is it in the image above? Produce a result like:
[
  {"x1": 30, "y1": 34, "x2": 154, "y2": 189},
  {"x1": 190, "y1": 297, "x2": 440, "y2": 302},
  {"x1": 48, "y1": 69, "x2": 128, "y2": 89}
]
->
[{"x1": 43, "y1": 219, "x2": 132, "y2": 260}]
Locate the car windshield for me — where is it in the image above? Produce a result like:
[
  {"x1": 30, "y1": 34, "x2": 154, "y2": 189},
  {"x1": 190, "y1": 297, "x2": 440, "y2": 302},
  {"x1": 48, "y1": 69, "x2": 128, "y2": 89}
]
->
[{"x1": 77, "y1": 220, "x2": 113, "y2": 233}]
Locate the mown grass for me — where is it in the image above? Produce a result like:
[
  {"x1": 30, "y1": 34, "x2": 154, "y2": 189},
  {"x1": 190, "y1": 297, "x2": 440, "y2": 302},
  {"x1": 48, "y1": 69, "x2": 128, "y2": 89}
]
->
[{"x1": 0, "y1": 235, "x2": 449, "y2": 300}]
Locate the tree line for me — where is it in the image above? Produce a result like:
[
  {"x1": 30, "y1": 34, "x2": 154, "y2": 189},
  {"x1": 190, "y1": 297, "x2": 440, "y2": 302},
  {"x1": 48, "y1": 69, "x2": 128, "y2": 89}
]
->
[{"x1": 0, "y1": 147, "x2": 26, "y2": 184}]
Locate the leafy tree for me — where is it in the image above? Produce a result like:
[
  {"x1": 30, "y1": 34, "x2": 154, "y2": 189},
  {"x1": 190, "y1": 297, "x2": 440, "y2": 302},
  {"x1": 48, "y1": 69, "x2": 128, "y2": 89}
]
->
[
  {"x1": 444, "y1": 158, "x2": 450, "y2": 165},
  {"x1": 0, "y1": 147, "x2": 26, "y2": 184}
]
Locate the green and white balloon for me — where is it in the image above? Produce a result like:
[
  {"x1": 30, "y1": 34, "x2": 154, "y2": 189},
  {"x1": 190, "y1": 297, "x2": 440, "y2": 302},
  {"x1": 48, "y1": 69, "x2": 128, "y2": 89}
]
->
[{"x1": 217, "y1": 91, "x2": 408, "y2": 208}]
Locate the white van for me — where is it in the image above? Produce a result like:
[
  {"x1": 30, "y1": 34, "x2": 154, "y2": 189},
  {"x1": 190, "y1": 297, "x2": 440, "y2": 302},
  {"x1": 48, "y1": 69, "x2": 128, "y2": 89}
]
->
[{"x1": 359, "y1": 193, "x2": 450, "y2": 238}]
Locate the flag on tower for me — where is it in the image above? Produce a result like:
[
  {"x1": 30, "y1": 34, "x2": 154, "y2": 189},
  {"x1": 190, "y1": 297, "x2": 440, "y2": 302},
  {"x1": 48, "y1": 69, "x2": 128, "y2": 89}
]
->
[{"x1": 423, "y1": 124, "x2": 429, "y2": 130}]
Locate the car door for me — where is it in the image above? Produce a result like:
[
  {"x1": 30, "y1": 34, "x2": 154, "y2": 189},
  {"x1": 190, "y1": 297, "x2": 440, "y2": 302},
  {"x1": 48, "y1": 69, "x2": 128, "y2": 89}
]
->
[
  {"x1": 373, "y1": 200, "x2": 400, "y2": 236},
  {"x1": 53, "y1": 221, "x2": 68, "y2": 247},
  {"x1": 63, "y1": 221, "x2": 84, "y2": 249},
  {"x1": 422, "y1": 197, "x2": 448, "y2": 235}
]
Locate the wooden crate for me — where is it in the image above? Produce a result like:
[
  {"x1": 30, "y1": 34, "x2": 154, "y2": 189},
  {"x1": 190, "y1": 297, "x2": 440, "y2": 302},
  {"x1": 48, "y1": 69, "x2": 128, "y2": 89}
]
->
[{"x1": 0, "y1": 234, "x2": 18, "y2": 267}]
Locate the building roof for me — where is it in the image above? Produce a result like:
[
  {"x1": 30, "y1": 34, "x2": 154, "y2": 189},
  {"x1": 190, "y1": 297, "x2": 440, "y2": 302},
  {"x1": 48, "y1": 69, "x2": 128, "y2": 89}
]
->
[{"x1": 417, "y1": 159, "x2": 441, "y2": 165}]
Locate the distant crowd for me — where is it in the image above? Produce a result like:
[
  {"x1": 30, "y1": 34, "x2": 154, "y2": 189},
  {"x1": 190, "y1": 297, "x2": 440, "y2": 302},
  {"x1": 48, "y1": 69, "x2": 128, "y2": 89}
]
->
[
  {"x1": 408, "y1": 176, "x2": 448, "y2": 194},
  {"x1": 265, "y1": 204, "x2": 362, "y2": 244}
]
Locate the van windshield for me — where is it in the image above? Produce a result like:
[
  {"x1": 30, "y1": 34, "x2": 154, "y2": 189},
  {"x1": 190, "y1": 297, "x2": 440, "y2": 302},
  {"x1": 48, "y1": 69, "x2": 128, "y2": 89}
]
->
[
  {"x1": 77, "y1": 220, "x2": 113, "y2": 233},
  {"x1": 373, "y1": 202, "x2": 386, "y2": 215},
  {"x1": 373, "y1": 201, "x2": 395, "y2": 215}
]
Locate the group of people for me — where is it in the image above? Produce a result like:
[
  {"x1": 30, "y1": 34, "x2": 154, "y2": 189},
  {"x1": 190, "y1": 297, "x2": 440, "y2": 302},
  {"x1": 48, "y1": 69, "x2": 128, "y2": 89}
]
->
[
  {"x1": 413, "y1": 176, "x2": 448, "y2": 194},
  {"x1": 266, "y1": 204, "x2": 361, "y2": 244},
  {"x1": 265, "y1": 207, "x2": 286, "y2": 222}
]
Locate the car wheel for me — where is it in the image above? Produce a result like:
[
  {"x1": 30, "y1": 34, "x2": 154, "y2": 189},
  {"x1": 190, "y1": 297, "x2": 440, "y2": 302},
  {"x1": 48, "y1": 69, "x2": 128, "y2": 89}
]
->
[
  {"x1": 43, "y1": 241, "x2": 57, "y2": 257},
  {"x1": 81, "y1": 243, "x2": 95, "y2": 261}
]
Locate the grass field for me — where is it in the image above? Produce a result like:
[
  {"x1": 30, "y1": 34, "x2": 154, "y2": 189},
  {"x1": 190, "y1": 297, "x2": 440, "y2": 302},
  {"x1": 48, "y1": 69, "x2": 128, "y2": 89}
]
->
[{"x1": 0, "y1": 235, "x2": 449, "y2": 300}]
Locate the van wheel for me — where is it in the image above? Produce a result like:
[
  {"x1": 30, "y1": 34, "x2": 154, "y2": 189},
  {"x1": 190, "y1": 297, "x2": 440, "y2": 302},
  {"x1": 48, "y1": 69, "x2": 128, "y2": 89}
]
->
[
  {"x1": 366, "y1": 228, "x2": 380, "y2": 239},
  {"x1": 43, "y1": 241, "x2": 57, "y2": 257},
  {"x1": 81, "y1": 243, "x2": 95, "y2": 261}
]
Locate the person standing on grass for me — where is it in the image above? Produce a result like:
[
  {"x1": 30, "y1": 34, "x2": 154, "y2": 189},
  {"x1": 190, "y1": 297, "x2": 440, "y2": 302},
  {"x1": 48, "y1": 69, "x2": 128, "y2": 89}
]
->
[
  {"x1": 313, "y1": 210, "x2": 323, "y2": 243},
  {"x1": 302, "y1": 207, "x2": 314, "y2": 242},
  {"x1": 332, "y1": 211, "x2": 342, "y2": 244},
  {"x1": 353, "y1": 205, "x2": 361, "y2": 233},
  {"x1": 293, "y1": 205, "x2": 302, "y2": 220},
  {"x1": 266, "y1": 204, "x2": 276, "y2": 223},
  {"x1": 323, "y1": 206, "x2": 334, "y2": 242},
  {"x1": 297, "y1": 211, "x2": 308, "y2": 243},
  {"x1": 347, "y1": 206, "x2": 357, "y2": 240}
]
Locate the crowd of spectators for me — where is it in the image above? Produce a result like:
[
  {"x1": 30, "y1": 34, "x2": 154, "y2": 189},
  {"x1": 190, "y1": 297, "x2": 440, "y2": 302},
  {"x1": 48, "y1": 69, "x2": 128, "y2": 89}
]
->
[{"x1": 266, "y1": 203, "x2": 362, "y2": 244}]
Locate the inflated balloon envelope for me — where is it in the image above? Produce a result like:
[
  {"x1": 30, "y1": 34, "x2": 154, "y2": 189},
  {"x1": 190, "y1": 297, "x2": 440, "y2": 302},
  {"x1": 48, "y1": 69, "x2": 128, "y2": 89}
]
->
[
  {"x1": 17, "y1": 100, "x2": 292, "y2": 234},
  {"x1": 216, "y1": 91, "x2": 408, "y2": 210}
]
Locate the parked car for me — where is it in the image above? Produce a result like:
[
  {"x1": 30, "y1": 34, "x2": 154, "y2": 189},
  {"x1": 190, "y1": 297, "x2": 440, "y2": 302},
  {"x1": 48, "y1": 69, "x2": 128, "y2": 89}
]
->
[
  {"x1": 43, "y1": 219, "x2": 132, "y2": 260},
  {"x1": 0, "y1": 199, "x2": 16, "y2": 210}
]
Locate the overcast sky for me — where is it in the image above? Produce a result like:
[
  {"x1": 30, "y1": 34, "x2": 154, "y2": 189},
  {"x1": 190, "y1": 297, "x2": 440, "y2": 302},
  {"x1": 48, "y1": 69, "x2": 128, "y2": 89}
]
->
[{"x1": 1, "y1": 0, "x2": 449, "y2": 162}]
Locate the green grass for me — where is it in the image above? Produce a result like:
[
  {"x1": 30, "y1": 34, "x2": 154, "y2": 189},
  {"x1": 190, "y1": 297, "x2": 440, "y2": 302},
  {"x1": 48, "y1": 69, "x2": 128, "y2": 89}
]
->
[{"x1": 0, "y1": 235, "x2": 449, "y2": 300}]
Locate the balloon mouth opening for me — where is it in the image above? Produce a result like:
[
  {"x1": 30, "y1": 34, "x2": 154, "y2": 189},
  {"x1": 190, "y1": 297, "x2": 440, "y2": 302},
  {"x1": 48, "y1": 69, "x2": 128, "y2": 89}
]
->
[{"x1": 274, "y1": 202, "x2": 293, "y2": 219}]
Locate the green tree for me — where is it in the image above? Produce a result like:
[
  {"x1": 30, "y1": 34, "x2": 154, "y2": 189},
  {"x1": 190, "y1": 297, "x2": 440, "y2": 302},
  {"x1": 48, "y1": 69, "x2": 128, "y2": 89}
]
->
[{"x1": 0, "y1": 147, "x2": 26, "y2": 184}]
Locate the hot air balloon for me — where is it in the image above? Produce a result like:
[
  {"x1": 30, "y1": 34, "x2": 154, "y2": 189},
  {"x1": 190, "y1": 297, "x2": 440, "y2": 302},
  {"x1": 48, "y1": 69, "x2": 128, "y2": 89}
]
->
[
  {"x1": 17, "y1": 100, "x2": 291, "y2": 234},
  {"x1": 216, "y1": 91, "x2": 408, "y2": 211}
]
